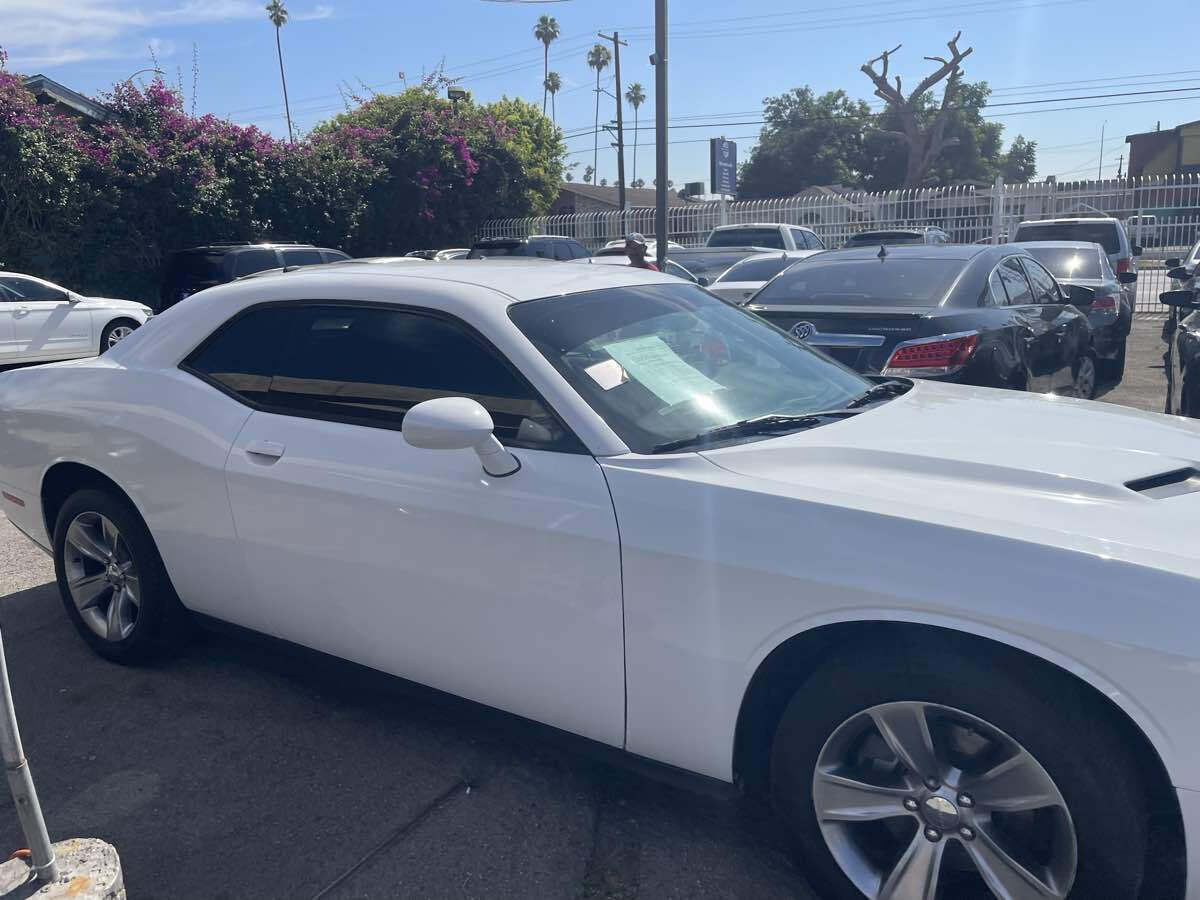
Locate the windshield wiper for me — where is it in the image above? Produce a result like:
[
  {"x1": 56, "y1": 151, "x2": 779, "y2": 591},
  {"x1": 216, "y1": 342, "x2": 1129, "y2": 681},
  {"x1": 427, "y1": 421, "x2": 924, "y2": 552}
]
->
[
  {"x1": 651, "y1": 411, "x2": 857, "y2": 453},
  {"x1": 844, "y1": 379, "x2": 912, "y2": 409}
]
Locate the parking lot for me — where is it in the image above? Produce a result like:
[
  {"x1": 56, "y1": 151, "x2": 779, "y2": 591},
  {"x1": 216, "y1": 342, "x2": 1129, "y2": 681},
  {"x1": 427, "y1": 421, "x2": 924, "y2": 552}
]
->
[{"x1": 0, "y1": 315, "x2": 1176, "y2": 900}]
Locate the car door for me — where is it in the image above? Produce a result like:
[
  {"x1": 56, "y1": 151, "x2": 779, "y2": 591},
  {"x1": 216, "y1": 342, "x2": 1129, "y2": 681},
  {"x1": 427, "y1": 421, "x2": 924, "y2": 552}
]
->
[
  {"x1": 0, "y1": 283, "x2": 19, "y2": 360},
  {"x1": 1019, "y1": 257, "x2": 1087, "y2": 392},
  {"x1": 191, "y1": 301, "x2": 626, "y2": 747},
  {"x1": 0, "y1": 275, "x2": 94, "y2": 360},
  {"x1": 994, "y1": 257, "x2": 1059, "y2": 392}
]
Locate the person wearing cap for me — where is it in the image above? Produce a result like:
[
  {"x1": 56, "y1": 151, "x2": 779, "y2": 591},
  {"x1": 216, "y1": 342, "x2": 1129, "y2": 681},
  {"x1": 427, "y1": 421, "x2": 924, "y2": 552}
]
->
[{"x1": 624, "y1": 233, "x2": 659, "y2": 271}]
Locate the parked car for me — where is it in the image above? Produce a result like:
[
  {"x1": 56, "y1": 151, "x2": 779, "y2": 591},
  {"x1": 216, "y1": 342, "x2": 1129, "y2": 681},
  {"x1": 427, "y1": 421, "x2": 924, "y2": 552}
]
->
[
  {"x1": 665, "y1": 246, "x2": 776, "y2": 285},
  {"x1": 1126, "y1": 214, "x2": 1158, "y2": 248},
  {"x1": 159, "y1": 242, "x2": 350, "y2": 312},
  {"x1": 706, "y1": 223, "x2": 825, "y2": 251},
  {"x1": 1168, "y1": 241, "x2": 1200, "y2": 414},
  {"x1": 0, "y1": 272, "x2": 151, "y2": 363},
  {"x1": 602, "y1": 238, "x2": 684, "y2": 253},
  {"x1": 574, "y1": 253, "x2": 699, "y2": 283},
  {"x1": 843, "y1": 226, "x2": 949, "y2": 248},
  {"x1": 746, "y1": 244, "x2": 1099, "y2": 397},
  {"x1": 467, "y1": 235, "x2": 590, "y2": 260},
  {"x1": 1016, "y1": 240, "x2": 1135, "y2": 380},
  {"x1": 1011, "y1": 216, "x2": 1140, "y2": 308},
  {"x1": 3, "y1": 260, "x2": 1199, "y2": 900},
  {"x1": 435, "y1": 249, "x2": 470, "y2": 260},
  {"x1": 706, "y1": 251, "x2": 817, "y2": 304}
]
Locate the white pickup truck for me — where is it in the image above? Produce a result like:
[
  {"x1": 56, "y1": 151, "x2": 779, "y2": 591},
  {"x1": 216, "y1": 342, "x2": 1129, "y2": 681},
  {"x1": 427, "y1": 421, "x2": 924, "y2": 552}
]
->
[{"x1": 706, "y1": 223, "x2": 826, "y2": 251}]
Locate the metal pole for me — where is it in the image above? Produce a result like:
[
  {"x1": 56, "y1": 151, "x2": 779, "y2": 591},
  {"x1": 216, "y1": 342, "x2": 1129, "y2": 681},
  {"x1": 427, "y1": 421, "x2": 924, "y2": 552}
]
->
[
  {"x1": 653, "y1": 0, "x2": 668, "y2": 268},
  {"x1": 0, "y1": 629, "x2": 58, "y2": 883},
  {"x1": 599, "y1": 32, "x2": 628, "y2": 215},
  {"x1": 990, "y1": 176, "x2": 1005, "y2": 244},
  {"x1": 1097, "y1": 121, "x2": 1106, "y2": 182}
]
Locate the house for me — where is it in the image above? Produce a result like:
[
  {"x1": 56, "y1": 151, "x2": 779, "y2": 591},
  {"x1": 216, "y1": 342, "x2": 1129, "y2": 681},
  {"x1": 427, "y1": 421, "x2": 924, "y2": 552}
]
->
[
  {"x1": 21, "y1": 74, "x2": 109, "y2": 123},
  {"x1": 549, "y1": 183, "x2": 685, "y2": 215},
  {"x1": 1124, "y1": 120, "x2": 1200, "y2": 178}
]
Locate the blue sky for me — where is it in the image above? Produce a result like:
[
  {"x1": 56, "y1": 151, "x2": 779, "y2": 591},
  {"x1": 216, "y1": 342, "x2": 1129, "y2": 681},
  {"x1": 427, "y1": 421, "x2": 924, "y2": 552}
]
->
[{"x1": 5, "y1": 0, "x2": 1198, "y2": 190}]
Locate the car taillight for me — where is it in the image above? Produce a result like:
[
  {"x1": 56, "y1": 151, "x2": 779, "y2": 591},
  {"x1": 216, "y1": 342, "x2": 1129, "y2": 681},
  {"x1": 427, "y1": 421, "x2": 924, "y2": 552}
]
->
[
  {"x1": 1092, "y1": 294, "x2": 1116, "y2": 310},
  {"x1": 883, "y1": 332, "x2": 979, "y2": 376},
  {"x1": 1116, "y1": 258, "x2": 1131, "y2": 274}
]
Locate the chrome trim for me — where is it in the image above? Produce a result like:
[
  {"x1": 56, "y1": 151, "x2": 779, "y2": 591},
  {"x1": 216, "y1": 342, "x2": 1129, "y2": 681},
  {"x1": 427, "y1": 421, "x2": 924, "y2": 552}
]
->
[
  {"x1": 806, "y1": 333, "x2": 887, "y2": 348},
  {"x1": 881, "y1": 329, "x2": 980, "y2": 378}
]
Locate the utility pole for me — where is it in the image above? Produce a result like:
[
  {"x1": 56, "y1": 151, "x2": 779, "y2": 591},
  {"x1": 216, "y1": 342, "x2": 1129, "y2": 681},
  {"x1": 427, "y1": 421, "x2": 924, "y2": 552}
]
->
[
  {"x1": 651, "y1": 0, "x2": 668, "y2": 268},
  {"x1": 598, "y1": 31, "x2": 628, "y2": 213},
  {"x1": 1116, "y1": 154, "x2": 1124, "y2": 179},
  {"x1": 1097, "y1": 120, "x2": 1106, "y2": 181}
]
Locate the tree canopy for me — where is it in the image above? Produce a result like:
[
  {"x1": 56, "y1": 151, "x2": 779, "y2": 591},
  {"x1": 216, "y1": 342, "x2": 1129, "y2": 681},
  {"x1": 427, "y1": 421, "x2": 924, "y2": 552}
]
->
[{"x1": 739, "y1": 81, "x2": 1037, "y2": 198}]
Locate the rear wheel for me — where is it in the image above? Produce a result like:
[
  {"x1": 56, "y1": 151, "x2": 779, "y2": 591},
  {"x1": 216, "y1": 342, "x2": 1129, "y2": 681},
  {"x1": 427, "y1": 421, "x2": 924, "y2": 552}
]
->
[
  {"x1": 1100, "y1": 341, "x2": 1126, "y2": 382},
  {"x1": 770, "y1": 641, "x2": 1148, "y2": 900},
  {"x1": 53, "y1": 489, "x2": 190, "y2": 663},
  {"x1": 1071, "y1": 353, "x2": 1097, "y2": 400},
  {"x1": 100, "y1": 318, "x2": 139, "y2": 353}
]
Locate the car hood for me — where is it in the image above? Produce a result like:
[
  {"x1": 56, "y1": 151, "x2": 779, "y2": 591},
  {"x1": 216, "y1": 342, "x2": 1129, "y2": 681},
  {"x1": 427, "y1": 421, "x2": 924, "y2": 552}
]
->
[
  {"x1": 698, "y1": 379, "x2": 1200, "y2": 571},
  {"x1": 77, "y1": 296, "x2": 151, "y2": 313}
]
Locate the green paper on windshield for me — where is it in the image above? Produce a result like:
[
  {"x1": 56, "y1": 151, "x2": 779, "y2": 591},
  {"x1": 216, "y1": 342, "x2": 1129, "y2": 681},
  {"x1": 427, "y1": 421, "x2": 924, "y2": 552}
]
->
[{"x1": 603, "y1": 335, "x2": 722, "y2": 407}]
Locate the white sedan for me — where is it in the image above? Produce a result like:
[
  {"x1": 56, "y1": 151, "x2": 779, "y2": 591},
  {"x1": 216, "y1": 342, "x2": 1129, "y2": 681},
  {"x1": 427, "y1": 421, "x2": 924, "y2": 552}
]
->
[
  {"x1": 706, "y1": 249, "x2": 820, "y2": 304},
  {"x1": 0, "y1": 272, "x2": 152, "y2": 364},
  {"x1": 2, "y1": 261, "x2": 1199, "y2": 900}
]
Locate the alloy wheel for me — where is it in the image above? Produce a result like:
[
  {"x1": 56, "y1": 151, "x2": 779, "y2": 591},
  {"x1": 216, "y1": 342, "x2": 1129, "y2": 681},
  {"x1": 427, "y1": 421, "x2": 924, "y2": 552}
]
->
[
  {"x1": 812, "y1": 701, "x2": 1076, "y2": 900},
  {"x1": 63, "y1": 511, "x2": 141, "y2": 642},
  {"x1": 107, "y1": 325, "x2": 135, "y2": 348}
]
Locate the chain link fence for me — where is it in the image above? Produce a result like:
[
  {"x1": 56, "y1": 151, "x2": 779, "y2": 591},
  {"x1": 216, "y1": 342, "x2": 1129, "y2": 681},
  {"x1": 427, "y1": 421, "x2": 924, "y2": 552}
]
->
[{"x1": 478, "y1": 175, "x2": 1200, "y2": 313}]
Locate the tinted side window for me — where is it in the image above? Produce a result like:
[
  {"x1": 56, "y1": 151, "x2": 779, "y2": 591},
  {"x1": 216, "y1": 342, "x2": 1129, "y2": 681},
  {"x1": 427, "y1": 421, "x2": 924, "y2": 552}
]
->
[
  {"x1": 985, "y1": 269, "x2": 1008, "y2": 306},
  {"x1": 184, "y1": 306, "x2": 289, "y2": 404},
  {"x1": 552, "y1": 242, "x2": 573, "y2": 261},
  {"x1": 998, "y1": 259, "x2": 1034, "y2": 305},
  {"x1": 321, "y1": 250, "x2": 351, "y2": 263},
  {"x1": 233, "y1": 249, "x2": 281, "y2": 277},
  {"x1": 1021, "y1": 259, "x2": 1062, "y2": 304},
  {"x1": 0, "y1": 276, "x2": 68, "y2": 301},
  {"x1": 188, "y1": 304, "x2": 575, "y2": 450},
  {"x1": 527, "y1": 242, "x2": 552, "y2": 259},
  {"x1": 282, "y1": 249, "x2": 326, "y2": 266},
  {"x1": 570, "y1": 241, "x2": 589, "y2": 259},
  {"x1": 809, "y1": 232, "x2": 826, "y2": 250}
]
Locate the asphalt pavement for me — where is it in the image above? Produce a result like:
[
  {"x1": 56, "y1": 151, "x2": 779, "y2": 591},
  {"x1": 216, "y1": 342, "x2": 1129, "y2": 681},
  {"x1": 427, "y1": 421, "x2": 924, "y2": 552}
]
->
[{"x1": 0, "y1": 317, "x2": 1178, "y2": 899}]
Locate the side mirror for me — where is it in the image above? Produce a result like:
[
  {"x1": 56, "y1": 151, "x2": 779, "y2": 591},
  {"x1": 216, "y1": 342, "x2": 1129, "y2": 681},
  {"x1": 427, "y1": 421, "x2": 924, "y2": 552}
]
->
[
  {"x1": 1165, "y1": 258, "x2": 1182, "y2": 269},
  {"x1": 402, "y1": 397, "x2": 520, "y2": 477},
  {"x1": 1132, "y1": 245, "x2": 1143, "y2": 256},
  {"x1": 1160, "y1": 289, "x2": 1199, "y2": 310},
  {"x1": 1118, "y1": 271, "x2": 1138, "y2": 284},
  {"x1": 1168, "y1": 266, "x2": 1193, "y2": 281},
  {"x1": 697, "y1": 276, "x2": 711, "y2": 287},
  {"x1": 1066, "y1": 284, "x2": 1095, "y2": 306},
  {"x1": 66, "y1": 292, "x2": 82, "y2": 303}
]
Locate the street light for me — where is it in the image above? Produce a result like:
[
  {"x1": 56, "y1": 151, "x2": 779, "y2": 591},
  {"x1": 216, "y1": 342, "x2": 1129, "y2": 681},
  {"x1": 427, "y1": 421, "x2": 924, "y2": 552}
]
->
[{"x1": 123, "y1": 68, "x2": 163, "y2": 82}]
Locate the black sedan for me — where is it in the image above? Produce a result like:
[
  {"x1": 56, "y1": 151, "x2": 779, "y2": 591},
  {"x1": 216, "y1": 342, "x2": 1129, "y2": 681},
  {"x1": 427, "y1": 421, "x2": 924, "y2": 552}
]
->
[
  {"x1": 1016, "y1": 240, "x2": 1134, "y2": 381},
  {"x1": 1169, "y1": 239, "x2": 1200, "y2": 414},
  {"x1": 745, "y1": 244, "x2": 1100, "y2": 397}
]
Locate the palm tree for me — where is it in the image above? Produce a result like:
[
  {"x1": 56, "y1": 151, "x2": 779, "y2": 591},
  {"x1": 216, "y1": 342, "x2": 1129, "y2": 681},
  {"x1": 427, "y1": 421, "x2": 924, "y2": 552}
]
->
[
  {"x1": 624, "y1": 82, "x2": 645, "y2": 189},
  {"x1": 265, "y1": 0, "x2": 294, "y2": 143},
  {"x1": 584, "y1": 165, "x2": 594, "y2": 184},
  {"x1": 544, "y1": 71, "x2": 561, "y2": 124},
  {"x1": 534, "y1": 15, "x2": 559, "y2": 116},
  {"x1": 586, "y1": 43, "x2": 611, "y2": 186}
]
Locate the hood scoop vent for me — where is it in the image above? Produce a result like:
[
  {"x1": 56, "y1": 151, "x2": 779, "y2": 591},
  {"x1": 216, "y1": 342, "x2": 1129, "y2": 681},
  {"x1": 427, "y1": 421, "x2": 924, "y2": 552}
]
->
[{"x1": 1126, "y1": 468, "x2": 1200, "y2": 499}]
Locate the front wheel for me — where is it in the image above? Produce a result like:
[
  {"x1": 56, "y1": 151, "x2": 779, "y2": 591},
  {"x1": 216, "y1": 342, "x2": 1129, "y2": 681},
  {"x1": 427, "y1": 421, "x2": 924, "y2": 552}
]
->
[
  {"x1": 770, "y1": 640, "x2": 1148, "y2": 900},
  {"x1": 100, "y1": 318, "x2": 139, "y2": 353},
  {"x1": 1071, "y1": 353, "x2": 1097, "y2": 400}
]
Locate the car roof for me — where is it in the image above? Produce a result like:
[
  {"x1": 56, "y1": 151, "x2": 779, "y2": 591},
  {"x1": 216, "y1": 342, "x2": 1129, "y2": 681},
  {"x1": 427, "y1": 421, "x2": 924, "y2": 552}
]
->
[
  {"x1": 1013, "y1": 240, "x2": 1104, "y2": 251},
  {"x1": 236, "y1": 258, "x2": 671, "y2": 303},
  {"x1": 812, "y1": 243, "x2": 987, "y2": 261},
  {"x1": 176, "y1": 242, "x2": 321, "y2": 252},
  {"x1": 712, "y1": 222, "x2": 807, "y2": 229},
  {"x1": 1017, "y1": 217, "x2": 1119, "y2": 226}
]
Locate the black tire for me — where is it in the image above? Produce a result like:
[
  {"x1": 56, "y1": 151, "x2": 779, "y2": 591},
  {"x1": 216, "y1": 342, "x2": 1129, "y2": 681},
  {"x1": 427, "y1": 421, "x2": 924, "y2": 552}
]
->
[
  {"x1": 52, "y1": 488, "x2": 190, "y2": 663},
  {"x1": 99, "y1": 318, "x2": 140, "y2": 354},
  {"x1": 1072, "y1": 351, "x2": 1098, "y2": 400},
  {"x1": 770, "y1": 637, "x2": 1148, "y2": 900},
  {"x1": 1100, "y1": 341, "x2": 1127, "y2": 382}
]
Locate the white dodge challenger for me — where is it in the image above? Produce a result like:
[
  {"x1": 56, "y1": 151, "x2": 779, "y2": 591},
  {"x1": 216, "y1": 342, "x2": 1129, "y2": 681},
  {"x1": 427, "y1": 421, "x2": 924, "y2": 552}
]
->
[{"x1": 1, "y1": 260, "x2": 1197, "y2": 900}]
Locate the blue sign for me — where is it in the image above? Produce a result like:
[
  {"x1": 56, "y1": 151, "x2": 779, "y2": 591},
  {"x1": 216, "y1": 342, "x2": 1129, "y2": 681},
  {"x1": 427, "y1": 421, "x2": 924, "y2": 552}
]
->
[{"x1": 710, "y1": 138, "x2": 737, "y2": 197}]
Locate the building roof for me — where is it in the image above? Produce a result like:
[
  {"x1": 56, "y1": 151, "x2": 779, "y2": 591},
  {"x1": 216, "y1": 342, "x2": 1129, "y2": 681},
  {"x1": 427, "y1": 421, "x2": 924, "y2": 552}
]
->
[
  {"x1": 21, "y1": 74, "x2": 109, "y2": 122},
  {"x1": 557, "y1": 183, "x2": 687, "y2": 208},
  {"x1": 1125, "y1": 119, "x2": 1200, "y2": 142}
]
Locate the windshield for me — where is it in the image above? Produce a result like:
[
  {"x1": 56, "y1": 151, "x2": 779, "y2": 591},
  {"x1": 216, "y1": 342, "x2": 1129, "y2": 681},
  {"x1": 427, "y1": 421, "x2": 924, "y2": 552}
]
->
[
  {"x1": 1013, "y1": 223, "x2": 1121, "y2": 254},
  {"x1": 669, "y1": 248, "x2": 763, "y2": 280},
  {"x1": 708, "y1": 228, "x2": 785, "y2": 249},
  {"x1": 844, "y1": 231, "x2": 924, "y2": 247},
  {"x1": 1022, "y1": 246, "x2": 1102, "y2": 280},
  {"x1": 509, "y1": 283, "x2": 870, "y2": 453},
  {"x1": 716, "y1": 255, "x2": 801, "y2": 283},
  {"x1": 754, "y1": 258, "x2": 963, "y2": 307}
]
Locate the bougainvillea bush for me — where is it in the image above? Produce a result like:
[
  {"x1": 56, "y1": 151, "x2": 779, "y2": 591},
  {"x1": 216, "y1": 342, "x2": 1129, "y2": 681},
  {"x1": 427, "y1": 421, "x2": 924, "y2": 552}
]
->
[{"x1": 0, "y1": 50, "x2": 564, "y2": 302}]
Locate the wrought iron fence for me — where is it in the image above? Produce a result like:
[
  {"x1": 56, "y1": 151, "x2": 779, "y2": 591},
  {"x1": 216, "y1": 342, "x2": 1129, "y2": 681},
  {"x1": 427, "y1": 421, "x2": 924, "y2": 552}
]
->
[{"x1": 477, "y1": 175, "x2": 1200, "y2": 313}]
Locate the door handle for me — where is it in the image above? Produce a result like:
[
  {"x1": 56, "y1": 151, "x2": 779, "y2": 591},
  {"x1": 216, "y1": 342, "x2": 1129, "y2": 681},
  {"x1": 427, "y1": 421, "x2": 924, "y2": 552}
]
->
[
  {"x1": 12, "y1": 307, "x2": 29, "y2": 317},
  {"x1": 245, "y1": 440, "x2": 285, "y2": 459}
]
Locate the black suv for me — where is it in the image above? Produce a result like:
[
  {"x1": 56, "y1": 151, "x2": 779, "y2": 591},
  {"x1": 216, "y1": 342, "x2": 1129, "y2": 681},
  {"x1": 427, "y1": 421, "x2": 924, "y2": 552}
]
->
[
  {"x1": 467, "y1": 235, "x2": 590, "y2": 260},
  {"x1": 159, "y1": 242, "x2": 350, "y2": 311}
]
